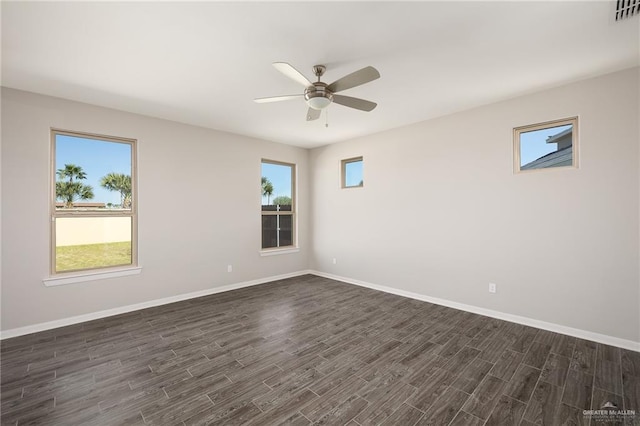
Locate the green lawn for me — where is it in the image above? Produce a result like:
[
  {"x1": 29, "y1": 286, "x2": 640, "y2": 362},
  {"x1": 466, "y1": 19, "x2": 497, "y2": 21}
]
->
[{"x1": 56, "y1": 241, "x2": 131, "y2": 272}]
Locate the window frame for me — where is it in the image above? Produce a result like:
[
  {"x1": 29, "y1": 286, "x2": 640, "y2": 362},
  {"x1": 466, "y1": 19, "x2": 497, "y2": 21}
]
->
[
  {"x1": 341, "y1": 156, "x2": 364, "y2": 189},
  {"x1": 50, "y1": 128, "x2": 138, "y2": 276},
  {"x1": 260, "y1": 159, "x2": 296, "y2": 252},
  {"x1": 513, "y1": 116, "x2": 579, "y2": 174}
]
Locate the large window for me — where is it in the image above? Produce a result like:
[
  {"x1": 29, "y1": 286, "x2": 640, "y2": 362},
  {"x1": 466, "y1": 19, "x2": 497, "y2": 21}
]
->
[
  {"x1": 261, "y1": 160, "x2": 295, "y2": 250},
  {"x1": 514, "y1": 117, "x2": 578, "y2": 172},
  {"x1": 51, "y1": 129, "x2": 136, "y2": 274}
]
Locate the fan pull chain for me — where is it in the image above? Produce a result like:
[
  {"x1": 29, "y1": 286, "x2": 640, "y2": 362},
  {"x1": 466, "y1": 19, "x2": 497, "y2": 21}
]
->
[{"x1": 325, "y1": 109, "x2": 329, "y2": 128}]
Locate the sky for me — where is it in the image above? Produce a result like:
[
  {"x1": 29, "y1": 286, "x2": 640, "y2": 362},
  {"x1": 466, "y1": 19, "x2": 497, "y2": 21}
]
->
[
  {"x1": 55, "y1": 134, "x2": 132, "y2": 205},
  {"x1": 345, "y1": 160, "x2": 363, "y2": 187},
  {"x1": 262, "y1": 162, "x2": 292, "y2": 204},
  {"x1": 519, "y1": 124, "x2": 572, "y2": 166}
]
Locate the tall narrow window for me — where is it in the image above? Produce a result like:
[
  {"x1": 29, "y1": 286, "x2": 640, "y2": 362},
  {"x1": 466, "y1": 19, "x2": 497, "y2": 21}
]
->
[
  {"x1": 51, "y1": 129, "x2": 137, "y2": 274},
  {"x1": 514, "y1": 117, "x2": 578, "y2": 172},
  {"x1": 261, "y1": 160, "x2": 295, "y2": 250},
  {"x1": 342, "y1": 157, "x2": 364, "y2": 188}
]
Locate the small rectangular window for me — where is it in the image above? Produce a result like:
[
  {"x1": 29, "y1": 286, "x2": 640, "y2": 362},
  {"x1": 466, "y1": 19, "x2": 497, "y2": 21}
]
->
[
  {"x1": 261, "y1": 160, "x2": 295, "y2": 250},
  {"x1": 342, "y1": 157, "x2": 364, "y2": 188},
  {"x1": 514, "y1": 117, "x2": 578, "y2": 173},
  {"x1": 51, "y1": 129, "x2": 137, "y2": 274}
]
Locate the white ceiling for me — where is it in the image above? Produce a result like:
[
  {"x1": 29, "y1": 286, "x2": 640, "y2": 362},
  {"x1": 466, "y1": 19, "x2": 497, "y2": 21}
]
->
[{"x1": 2, "y1": 1, "x2": 638, "y2": 148}]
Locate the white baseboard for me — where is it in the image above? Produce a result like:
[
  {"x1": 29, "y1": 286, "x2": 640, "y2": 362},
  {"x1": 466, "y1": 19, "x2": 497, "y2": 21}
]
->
[
  {"x1": 0, "y1": 270, "x2": 313, "y2": 340},
  {"x1": 310, "y1": 270, "x2": 640, "y2": 352},
  {"x1": 4, "y1": 269, "x2": 639, "y2": 352}
]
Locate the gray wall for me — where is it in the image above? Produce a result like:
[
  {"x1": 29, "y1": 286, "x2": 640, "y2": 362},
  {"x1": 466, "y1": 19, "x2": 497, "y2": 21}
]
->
[
  {"x1": 310, "y1": 68, "x2": 640, "y2": 343},
  {"x1": 1, "y1": 88, "x2": 310, "y2": 331}
]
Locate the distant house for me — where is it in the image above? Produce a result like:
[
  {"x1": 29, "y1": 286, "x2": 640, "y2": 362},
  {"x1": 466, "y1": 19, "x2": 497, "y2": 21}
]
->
[
  {"x1": 55, "y1": 202, "x2": 106, "y2": 208},
  {"x1": 521, "y1": 128, "x2": 573, "y2": 170}
]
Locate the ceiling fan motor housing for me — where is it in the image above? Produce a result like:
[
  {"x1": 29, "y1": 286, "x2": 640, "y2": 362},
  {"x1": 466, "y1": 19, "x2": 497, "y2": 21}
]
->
[{"x1": 305, "y1": 83, "x2": 333, "y2": 110}]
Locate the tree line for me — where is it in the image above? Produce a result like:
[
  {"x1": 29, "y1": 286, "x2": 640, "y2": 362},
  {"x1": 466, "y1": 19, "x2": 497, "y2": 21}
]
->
[
  {"x1": 56, "y1": 164, "x2": 131, "y2": 208},
  {"x1": 58, "y1": 169, "x2": 288, "y2": 208}
]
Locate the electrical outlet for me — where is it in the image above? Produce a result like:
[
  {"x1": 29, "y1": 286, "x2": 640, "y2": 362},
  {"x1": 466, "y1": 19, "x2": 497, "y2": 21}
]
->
[
  {"x1": 227, "y1": 264, "x2": 233, "y2": 273},
  {"x1": 489, "y1": 283, "x2": 497, "y2": 294},
  {"x1": 332, "y1": 258, "x2": 337, "y2": 265}
]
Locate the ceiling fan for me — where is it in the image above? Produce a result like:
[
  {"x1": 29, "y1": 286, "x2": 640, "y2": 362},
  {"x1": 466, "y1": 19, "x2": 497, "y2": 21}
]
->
[{"x1": 254, "y1": 62, "x2": 380, "y2": 121}]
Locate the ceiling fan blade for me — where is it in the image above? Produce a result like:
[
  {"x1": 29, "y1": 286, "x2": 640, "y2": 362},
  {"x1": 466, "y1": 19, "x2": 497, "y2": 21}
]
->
[
  {"x1": 273, "y1": 62, "x2": 313, "y2": 87},
  {"x1": 332, "y1": 95, "x2": 377, "y2": 112},
  {"x1": 254, "y1": 94, "x2": 303, "y2": 103},
  {"x1": 327, "y1": 66, "x2": 380, "y2": 93},
  {"x1": 306, "y1": 107, "x2": 321, "y2": 121}
]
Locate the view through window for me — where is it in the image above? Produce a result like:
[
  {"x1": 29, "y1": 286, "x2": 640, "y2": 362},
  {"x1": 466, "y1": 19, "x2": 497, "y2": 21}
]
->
[
  {"x1": 515, "y1": 117, "x2": 578, "y2": 172},
  {"x1": 261, "y1": 160, "x2": 295, "y2": 249},
  {"x1": 52, "y1": 130, "x2": 136, "y2": 273},
  {"x1": 342, "y1": 157, "x2": 364, "y2": 188}
]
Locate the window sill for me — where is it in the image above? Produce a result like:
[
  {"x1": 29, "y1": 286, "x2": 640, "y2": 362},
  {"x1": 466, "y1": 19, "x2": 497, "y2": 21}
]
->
[
  {"x1": 260, "y1": 247, "x2": 300, "y2": 257},
  {"x1": 43, "y1": 267, "x2": 142, "y2": 287}
]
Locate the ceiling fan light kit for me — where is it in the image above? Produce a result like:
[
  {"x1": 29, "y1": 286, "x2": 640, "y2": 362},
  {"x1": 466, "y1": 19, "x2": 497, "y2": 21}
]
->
[
  {"x1": 305, "y1": 65, "x2": 332, "y2": 110},
  {"x1": 305, "y1": 85, "x2": 333, "y2": 110},
  {"x1": 255, "y1": 62, "x2": 380, "y2": 121}
]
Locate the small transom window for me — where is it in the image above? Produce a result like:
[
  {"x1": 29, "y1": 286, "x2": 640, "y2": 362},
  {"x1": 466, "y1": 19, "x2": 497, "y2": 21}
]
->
[
  {"x1": 514, "y1": 117, "x2": 578, "y2": 173},
  {"x1": 341, "y1": 157, "x2": 364, "y2": 188}
]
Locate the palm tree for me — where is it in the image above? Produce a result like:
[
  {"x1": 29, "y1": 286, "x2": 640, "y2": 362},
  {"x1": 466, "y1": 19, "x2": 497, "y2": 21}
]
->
[
  {"x1": 55, "y1": 164, "x2": 94, "y2": 208},
  {"x1": 261, "y1": 176, "x2": 274, "y2": 205},
  {"x1": 57, "y1": 163, "x2": 87, "y2": 183},
  {"x1": 100, "y1": 173, "x2": 132, "y2": 208}
]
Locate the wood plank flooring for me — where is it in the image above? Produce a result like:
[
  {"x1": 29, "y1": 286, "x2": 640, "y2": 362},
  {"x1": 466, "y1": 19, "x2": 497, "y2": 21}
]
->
[{"x1": 1, "y1": 275, "x2": 639, "y2": 425}]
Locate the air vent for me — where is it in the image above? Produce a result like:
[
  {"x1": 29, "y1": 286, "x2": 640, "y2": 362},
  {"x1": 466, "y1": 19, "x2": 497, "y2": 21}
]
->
[{"x1": 616, "y1": 0, "x2": 639, "y2": 20}]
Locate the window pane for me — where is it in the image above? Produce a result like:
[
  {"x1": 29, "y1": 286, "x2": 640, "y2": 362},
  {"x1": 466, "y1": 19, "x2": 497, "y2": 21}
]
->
[
  {"x1": 55, "y1": 134, "x2": 132, "y2": 210},
  {"x1": 261, "y1": 160, "x2": 295, "y2": 249},
  {"x1": 261, "y1": 215, "x2": 277, "y2": 249},
  {"x1": 261, "y1": 162, "x2": 292, "y2": 209},
  {"x1": 279, "y1": 215, "x2": 293, "y2": 247},
  {"x1": 343, "y1": 158, "x2": 363, "y2": 188},
  {"x1": 519, "y1": 124, "x2": 573, "y2": 170},
  {"x1": 55, "y1": 217, "x2": 132, "y2": 272}
]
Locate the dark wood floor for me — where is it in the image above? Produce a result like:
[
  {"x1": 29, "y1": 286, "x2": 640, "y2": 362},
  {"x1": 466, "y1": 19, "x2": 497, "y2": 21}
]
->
[{"x1": 1, "y1": 275, "x2": 638, "y2": 425}]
